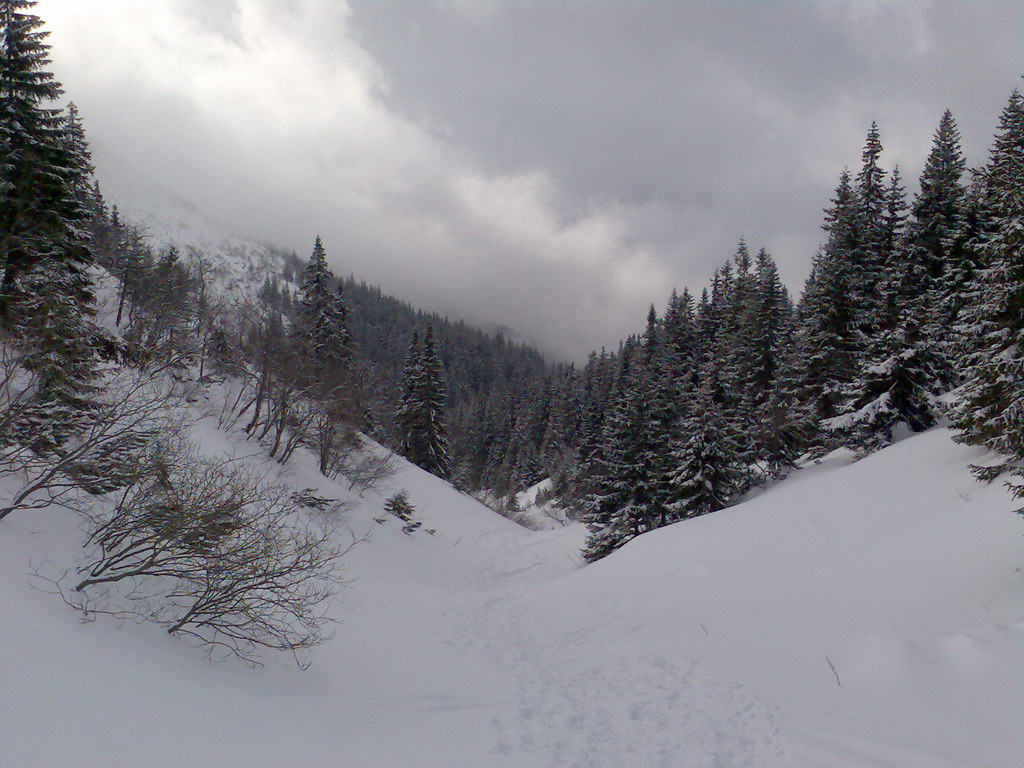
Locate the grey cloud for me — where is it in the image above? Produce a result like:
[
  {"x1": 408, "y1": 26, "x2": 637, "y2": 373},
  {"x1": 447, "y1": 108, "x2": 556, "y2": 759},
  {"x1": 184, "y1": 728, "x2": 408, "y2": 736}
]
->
[{"x1": 41, "y1": 0, "x2": 1024, "y2": 361}]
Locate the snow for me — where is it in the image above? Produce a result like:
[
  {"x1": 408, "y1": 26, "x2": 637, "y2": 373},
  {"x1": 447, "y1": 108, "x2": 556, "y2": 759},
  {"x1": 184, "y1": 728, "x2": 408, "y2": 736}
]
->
[
  {"x1": 91, "y1": 144, "x2": 292, "y2": 296},
  {"x1": 2, "y1": 422, "x2": 1022, "y2": 767},
  {"x1": 512, "y1": 477, "x2": 572, "y2": 530}
]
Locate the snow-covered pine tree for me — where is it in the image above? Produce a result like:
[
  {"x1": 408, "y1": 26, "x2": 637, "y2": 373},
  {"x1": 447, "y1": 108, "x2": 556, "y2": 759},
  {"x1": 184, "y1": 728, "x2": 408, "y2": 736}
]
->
[
  {"x1": 719, "y1": 240, "x2": 760, "y2": 457},
  {"x1": 396, "y1": 325, "x2": 451, "y2": 479},
  {"x1": 873, "y1": 165, "x2": 910, "y2": 332},
  {"x1": 903, "y1": 111, "x2": 969, "y2": 370},
  {"x1": 797, "y1": 169, "x2": 862, "y2": 428},
  {"x1": 828, "y1": 315, "x2": 945, "y2": 453},
  {"x1": 1, "y1": 0, "x2": 100, "y2": 450},
  {"x1": 749, "y1": 253, "x2": 807, "y2": 473},
  {"x1": 295, "y1": 236, "x2": 351, "y2": 384},
  {"x1": 756, "y1": 351, "x2": 814, "y2": 478},
  {"x1": 62, "y1": 102, "x2": 95, "y2": 214},
  {"x1": 664, "y1": 376, "x2": 746, "y2": 520},
  {"x1": 581, "y1": 357, "x2": 658, "y2": 562},
  {"x1": 854, "y1": 122, "x2": 889, "y2": 335},
  {"x1": 1, "y1": 0, "x2": 94, "y2": 314},
  {"x1": 539, "y1": 365, "x2": 577, "y2": 490},
  {"x1": 749, "y1": 248, "x2": 789, "y2": 410},
  {"x1": 831, "y1": 155, "x2": 946, "y2": 454},
  {"x1": 661, "y1": 288, "x2": 696, "y2": 385},
  {"x1": 383, "y1": 489, "x2": 415, "y2": 521},
  {"x1": 952, "y1": 89, "x2": 1024, "y2": 465}
]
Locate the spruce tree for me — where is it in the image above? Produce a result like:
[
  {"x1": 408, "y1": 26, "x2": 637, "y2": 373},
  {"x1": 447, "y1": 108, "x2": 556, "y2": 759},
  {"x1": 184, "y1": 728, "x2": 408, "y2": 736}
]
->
[
  {"x1": 829, "y1": 317, "x2": 945, "y2": 453},
  {"x1": 1, "y1": 0, "x2": 93, "y2": 314},
  {"x1": 295, "y1": 236, "x2": 351, "y2": 383},
  {"x1": 720, "y1": 240, "x2": 759, "y2": 453},
  {"x1": 1, "y1": 1, "x2": 98, "y2": 447},
  {"x1": 581, "y1": 362, "x2": 657, "y2": 562},
  {"x1": 396, "y1": 326, "x2": 451, "y2": 478},
  {"x1": 665, "y1": 378, "x2": 745, "y2": 520},
  {"x1": 952, "y1": 89, "x2": 1024, "y2": 461},
  {"x1": 854, "y1": 122, "x2": 889, "y2": 333},
  {"x1": 751, "y1": 249, "x2": 787, "y2": 387},
  {"x1": 798, "y1": 170, "x2": 862, "y2": 426}
]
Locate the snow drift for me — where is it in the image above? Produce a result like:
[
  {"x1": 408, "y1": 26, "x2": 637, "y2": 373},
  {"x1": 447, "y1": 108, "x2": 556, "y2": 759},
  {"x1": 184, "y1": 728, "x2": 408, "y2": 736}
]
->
[{"x1": 2, "y1": 424, "x2": 1021, "y2": 767}]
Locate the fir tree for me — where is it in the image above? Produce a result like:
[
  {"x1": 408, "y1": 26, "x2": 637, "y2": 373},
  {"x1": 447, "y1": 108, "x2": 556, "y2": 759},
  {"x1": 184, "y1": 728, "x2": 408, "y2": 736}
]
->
[
  {"x1": 396, "y1": 325, "x2": 451, "y2": 478},
  {"x1": 1, "y1": 0, "x2": 93, "y2": 314},
  {"x1": 829, "y1": 317, "x2": 945, "y2": 453},
  {"x1": 295, "y1": 236, "x2": 351, "y2": 383},
  {"x1": 665, "y1": 378, "x2": 745, "y2": 520},
  {"x1": 749, "y1": 248, "x2": 788, "y2": 409},
  {"x1": 798, "y1": 170, "x2": 862, "y2": 427},
  {"x1": 383, "y1": 489, "x2": 415, "y2": 522},
  {"x1": 1, "y1": 0, "x2": 99, "y2": 445},
  {"x1": 953, "y1": 89, "x2": 1024, "y2": 461},
  {"x1": 902, "y1": 111, "x2": 967, "y2": 354},
  {"x1": 854, "y1": 122, "x2": 889, "y2": 332},
  {"x1": 581, "y1": 363, "x2": 658, "y2": 562}
]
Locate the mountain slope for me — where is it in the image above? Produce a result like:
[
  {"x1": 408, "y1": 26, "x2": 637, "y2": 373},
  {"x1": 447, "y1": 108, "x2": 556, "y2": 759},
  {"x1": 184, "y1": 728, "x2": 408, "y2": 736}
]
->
[{"x1": 2, "y1": 425, "x2": 1021, "y2": 767}]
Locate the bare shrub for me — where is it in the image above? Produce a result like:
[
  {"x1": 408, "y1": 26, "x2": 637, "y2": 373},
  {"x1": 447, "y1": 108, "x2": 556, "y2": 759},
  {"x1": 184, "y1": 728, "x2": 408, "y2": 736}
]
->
[
  {"x1": 331, "y1": 438, "x2": 397, "y2": 496},
  {"x1": 0, "y1": 360, "x2": 187, "y2": 521},
  {"x1": 68, "y1": 443, "x2": 357, "y2": 667}
]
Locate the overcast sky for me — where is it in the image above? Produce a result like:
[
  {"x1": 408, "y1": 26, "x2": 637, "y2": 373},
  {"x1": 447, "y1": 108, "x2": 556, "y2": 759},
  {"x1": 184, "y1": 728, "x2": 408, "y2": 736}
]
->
[{"x1": 41, "y1": 0, "x2": 1023, "y2": 361}]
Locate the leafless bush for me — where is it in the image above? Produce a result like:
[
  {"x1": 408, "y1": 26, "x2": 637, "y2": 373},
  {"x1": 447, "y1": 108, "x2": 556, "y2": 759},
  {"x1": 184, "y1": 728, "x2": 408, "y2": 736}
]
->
[
  {"x1": 330, "y1": 438, "x2": 397, "y2": 496},
  {"x1": 290, "y1": 487, "x2": 353, "y2": 519},
  {"x1": 67, "y1": 443, "x2": 358, "y2": 667},
  {"x1": 290, "y1": 488, "x2": 338, "y2": 511},
  {"x1": 0, "y1": 359, "x2": 188, "y2": 521}
]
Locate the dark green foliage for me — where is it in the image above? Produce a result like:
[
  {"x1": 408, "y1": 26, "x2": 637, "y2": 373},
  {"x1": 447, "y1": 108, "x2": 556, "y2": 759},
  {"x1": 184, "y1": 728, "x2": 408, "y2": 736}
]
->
[
  {"x1": 1, "y1": 0, "x2": 94, "y2": 314},
  {"x1": 581, "y1": 363, "x2": 659, "y2": 562},
  {"x1": 952, "y1": 90, "x2": 1024, "y2": 459},
  {"x1": 664, "y1": 378, "x2": 746, "y2": 520},
  {"x1": 829, "y1": 319, "x2": 945, "y2": 453},
  {"x1": 397, "y1": 325, "x2": 451, "y2": 478},
  {"x1": 798, "y1": 170, "x2": 862, "y2": 426},
  {"x1": 1, "y1": 1, "x2": 100, "y2": 447},
  {"x1": 295, "y1": 236, "x2": 351, "y2": 383},
  {"x1": 383, "y1": 489, "x2": 415, "y2": 521}
]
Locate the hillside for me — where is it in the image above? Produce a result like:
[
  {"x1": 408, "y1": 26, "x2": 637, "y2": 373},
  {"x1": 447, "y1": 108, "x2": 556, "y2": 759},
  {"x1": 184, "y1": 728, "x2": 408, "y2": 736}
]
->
[
  {"x1": 3, "y1": 421, "x2": 1020, "y2": 767},
  {"x1": 89, "y1": 146, "x2": 558, "y2": 496}
]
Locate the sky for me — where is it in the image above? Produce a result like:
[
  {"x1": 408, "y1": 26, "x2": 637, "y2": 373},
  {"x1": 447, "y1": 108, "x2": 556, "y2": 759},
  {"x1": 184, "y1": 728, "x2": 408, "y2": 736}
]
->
[{"x1": 39, "y1": 0, "x2": 1024, "y2": 361}]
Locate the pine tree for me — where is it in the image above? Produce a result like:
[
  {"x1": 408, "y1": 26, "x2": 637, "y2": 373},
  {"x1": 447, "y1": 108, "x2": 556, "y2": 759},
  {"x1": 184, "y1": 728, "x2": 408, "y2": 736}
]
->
[
  {"x1": 665, "y1": 378, "x2": 745, "y2": 520},
  {"x1": 295, "y1": 236, "x2": 351, "y2": 383},
  {"x1": 1, "y1": 0, "x2": 93, "y2": 314},
  {"x1": 396, "y1": 325, "x2": 451, "y2": 478},
  {"x1": 581, "y1": 363, "x2": 657, "y2": 562},
  {"x1": 749, "y1": 248, "x2": 788, "y2": 410},
  {"x1": 854, "y1": 122, "x2": 889, "y2": 333},
  {"x1": 829, "y1": 317, "x2": 945, "y2": 453},
  {"x1": 383, "y1": 489, "x2": 415, "y2": 521},
  {"x1": 719, "y1": 240, "x2": 760, "y2": 454},
  {"x1": 1, "y1": 1, "x2": 99, "y2": 447},
  {"x1": 874, "y1": 165, "x2": 909, "y2": 331},
  {"x1": 952, "y1": 89, "x2": 1024, "y2": 461},
  {"x1": 798, "y1": 169, "x2": 862, "y2": 427},
  {"x1": 899, "y1": 111, "x2": 968, "y2": 358}
]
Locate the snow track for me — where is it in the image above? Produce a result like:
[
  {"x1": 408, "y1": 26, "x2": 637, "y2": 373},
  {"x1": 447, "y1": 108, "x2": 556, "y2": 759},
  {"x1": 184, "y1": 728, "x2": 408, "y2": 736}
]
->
[{"x1": 448, "y1": 583, "x2": 787, "y2": 768}]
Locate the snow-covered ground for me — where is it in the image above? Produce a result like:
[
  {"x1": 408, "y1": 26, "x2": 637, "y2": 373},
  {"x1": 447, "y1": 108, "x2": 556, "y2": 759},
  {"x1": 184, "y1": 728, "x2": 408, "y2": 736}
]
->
[
  {"x1": 2, "y1": 422, "x2": 1022, "y2": 767},
  {"x1": 91, "y1": 144, "x2": 292, "y2": 296}
]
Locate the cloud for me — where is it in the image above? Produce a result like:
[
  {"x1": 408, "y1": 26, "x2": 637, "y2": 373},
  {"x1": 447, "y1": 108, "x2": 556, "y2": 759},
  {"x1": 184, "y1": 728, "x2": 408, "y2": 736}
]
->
[{"x1": 39, "y1": 0, "x2": 1024, "y2": 361}]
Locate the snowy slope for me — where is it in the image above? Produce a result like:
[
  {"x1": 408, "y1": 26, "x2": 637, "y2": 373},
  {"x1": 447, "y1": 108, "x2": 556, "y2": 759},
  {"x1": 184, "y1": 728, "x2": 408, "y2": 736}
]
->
[
  {"x1": 2, "y1": 425, "x2": 1022, "y2": 767},
  {"x1": 91, "y1": 144, "x2": 291, "y2": 296}
]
